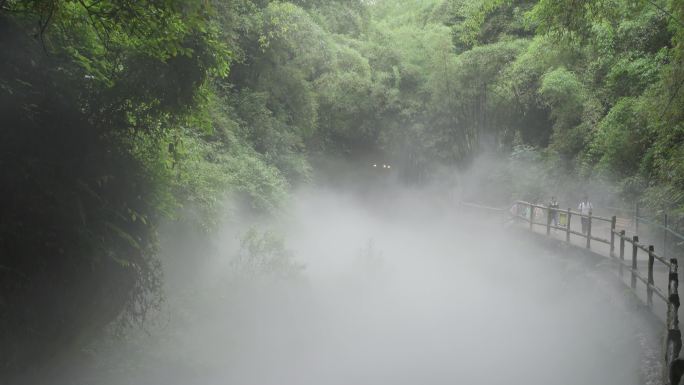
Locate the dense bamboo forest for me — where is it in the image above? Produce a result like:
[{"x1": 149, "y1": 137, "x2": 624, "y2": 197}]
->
[{"x1": 1, "y1": 0, "x2": 683, "y2": 384}]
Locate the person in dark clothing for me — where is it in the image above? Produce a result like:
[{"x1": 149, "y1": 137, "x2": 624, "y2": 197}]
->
[{"x1": 548, "y1": 196, "x2": 559, "y2": 229}]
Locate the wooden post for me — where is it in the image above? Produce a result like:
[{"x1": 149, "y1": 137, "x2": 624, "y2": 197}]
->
[
  {"x1": 586, "y1": 211, "x2": 592, "y2": 249},
  {"x1": 546, "y1": 206, "x2": 551, "y2": 236},
  {"x1": 665, "y1": 213, "x2": 669, "y2": 259},
  {"x1": 610, "y1": 216, "x2": 616, "y2": 257},
  {"x1": 635, "y1": 202, "x2": 640, "y2": 234},
  {"x1": 632, "y1": 235, "x2": 639, "y2": 289},
  {"x1": 529, "y1": 203, "x2": 534, "y2": 231},
  {"x1": 566, "y1": 208, "x2": 572, "y2": 243},
  {"x1": 619, "y1": 230, "x2": 625, "y2": 278},
  {"x1": 664, "y1": 258, "x2": 681, "y2": 385},
  {"x1": 648, "y1": 245, "x2": 655, "y2": 308}
]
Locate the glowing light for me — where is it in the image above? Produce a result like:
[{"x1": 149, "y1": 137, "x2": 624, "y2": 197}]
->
[
  {"x1": 387, "y1": 165, "x2": 391, "y2": 169},
  {"x1": 373, "y1": 164, "x2": 377, "y2": 167}
]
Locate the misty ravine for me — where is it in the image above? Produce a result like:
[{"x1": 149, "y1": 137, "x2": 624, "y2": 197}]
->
[
  {"x1": 2, "y1": 1, "x2": 684, "y2": 384},
  {"x1": 40, "y1": 188, "x2": 662, "y2": 385}
]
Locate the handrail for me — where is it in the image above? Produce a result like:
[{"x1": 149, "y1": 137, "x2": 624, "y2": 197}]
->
[
  {"x1": 474, "y1": 201, "x2": 675, "y2": 299},
  {"x1": 637, "y1": 215, "x2": 684, "y2": 243},
  {"x1": 515, "y1": 200, "x2": 613, "y2": 222},
  {"x1": 470, "y1": 199, "x2": 681, "y2": 383},
  {"x1": 603, "y1": 204, "x2": 684, "y2": 242},
  {"x1": 459, "y1": 201, "x2": 506, "y2": 212},
  {"x1": 614, "y1": 229, "x2": 672, "y2": 268}
]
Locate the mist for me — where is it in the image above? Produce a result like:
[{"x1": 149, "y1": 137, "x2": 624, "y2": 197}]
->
[
  {"x1": 4, "y1": 2, "x2": 684, "y2": 384},
  {"x1": 48, "y1": 176, "x2": 661, "y2": 385}
]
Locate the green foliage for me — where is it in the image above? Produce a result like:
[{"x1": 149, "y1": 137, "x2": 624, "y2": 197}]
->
[
  {"x1": 527, "y1": 0, "x2": 622, "y2": 39},
  {"x1": 455, "y1": 0, "x2": 510, "y2": 46},
  {"x1": 4, "y1": 0, "x2": 684, "y2": 379},
  {"x1": 539, "y1": 67, "x2": 586, "y2": 119},
  {"x1": 233, "y1": 228, "x2": 304, "y2": 279},
  {"x1": 586, "y1": 97, "x2": 650, "y2": 178},
  {"x1": 511, "y1": 0, "x2": 684, "y2": 215},
  {"x1": 537, "y1": 67, "x2": 596, "y2": 158},
  {"x1": 507, "y1": 145, "x2": 548, "y2": 201},
  {"x1": 605, "y1": 54, "x2": 663, "y2": 98}
]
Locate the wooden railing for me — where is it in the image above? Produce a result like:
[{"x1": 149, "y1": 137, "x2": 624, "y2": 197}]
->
[{"x1": 507, "y1": 201, "x2": 682, "y2": 385}]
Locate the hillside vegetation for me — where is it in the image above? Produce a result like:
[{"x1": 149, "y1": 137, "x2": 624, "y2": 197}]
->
[{"x1": 1, "y1": 0, "x2": 683, "y2": 378}]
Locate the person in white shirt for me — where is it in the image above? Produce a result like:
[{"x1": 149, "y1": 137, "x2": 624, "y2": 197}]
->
[{"x1": 578, "y1": 195, "x2": 593, "y2": 234}]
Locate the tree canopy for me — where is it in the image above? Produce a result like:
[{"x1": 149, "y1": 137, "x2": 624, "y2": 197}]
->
[{"x1": 2, "y1": 0, "x2": 684, "y2": 379}]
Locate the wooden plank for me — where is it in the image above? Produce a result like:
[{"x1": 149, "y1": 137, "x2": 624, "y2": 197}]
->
[
  {"x1": 619, "y1": 230, "x2": 625, "y2": 278},
  {"x1": 590, "y1": 236, "x2": 610, "y2": 245},
  {"x1": 615, "y1": 217, "x2": 632, "y2": 229},
  {"x1": 569, "y1": 229, "x2": 585, "y2": 237},
  {"x1": 566, "y1": 208, "x2": 572, "y2": 242},
  {"x1": 459, "y1": 201, "x2": 505, "y2": 212},
  {"x1": 632, "y1": 236, "x2": 639, "y2": 289},
  {"x1": 610, "y1": 216, "x2": 616, "y2": 257},
  {"x1": 517, "y1": 200, "x2": 612, "y2": 222},
  {"x1": 613, "y1": 229, "x2": 672, "y2": 268},
  {"x1": 611, "y1": 259, "x2": 668, "y2": 301},
  {"x1": 586, "y1": 213, "x2": 592, "y2": 249},
  {"x1": 648, "y1": 245, "x2": 655, "y2": 308}
]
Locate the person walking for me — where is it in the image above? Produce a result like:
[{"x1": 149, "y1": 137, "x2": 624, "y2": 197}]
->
[
  {"x1": 578, "y1": 195, "x2": 593, "y2": 234},
  {"x1": 548, "y1": 196, "x2": 559, "y2": 229}
]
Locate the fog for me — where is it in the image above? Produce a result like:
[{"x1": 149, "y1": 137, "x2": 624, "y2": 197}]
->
[{"x1": 48, "y1": 176, "x2": 661, "y2": 385}]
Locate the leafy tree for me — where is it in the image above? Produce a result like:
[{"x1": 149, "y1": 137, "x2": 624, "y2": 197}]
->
[{"x1": 4, "y1": 0, "x2": 684, "y2": 380}]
